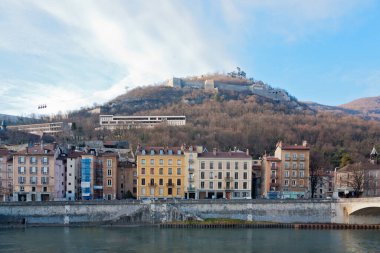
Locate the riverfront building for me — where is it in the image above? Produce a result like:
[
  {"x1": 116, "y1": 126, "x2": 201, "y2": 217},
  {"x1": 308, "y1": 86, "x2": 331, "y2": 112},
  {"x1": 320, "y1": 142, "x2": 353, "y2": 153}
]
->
[
  {"x1": 136, "y1": 146, "x2": 186, "y2": 199},
  {"x1": 12, "y1": 144, "x2": 60, "y2": 201},
  {"x1": 99, "y1": 115, "x2": 186, "y2": 130},
  {"x1": 195, "y1": 148, "x2": 253, "y2": 199},
  {"x1": 66, "y1": 151, "x2": 82, "y2": 201},
  {"x1": 0, "y1": 148, "x2": 14, "y2": 201},
  {"x1": 262, "y1": 141, "x2": 310, "y2": 199},
  {"x1": 117, "y1": 160, "x2": 137, "y2": 199}
]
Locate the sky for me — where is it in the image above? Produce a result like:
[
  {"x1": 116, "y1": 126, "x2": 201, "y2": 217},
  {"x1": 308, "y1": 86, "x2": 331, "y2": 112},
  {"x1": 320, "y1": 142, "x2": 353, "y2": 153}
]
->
[{"x1": 0, "y1": 0, "x2": 379, "y2": 116}]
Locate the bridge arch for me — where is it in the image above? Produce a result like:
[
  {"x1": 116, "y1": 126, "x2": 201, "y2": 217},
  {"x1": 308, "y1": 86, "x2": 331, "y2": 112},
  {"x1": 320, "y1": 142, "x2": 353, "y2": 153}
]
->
[{"x1": 348, "y1": 205, "x2": 380, "y2": 224}]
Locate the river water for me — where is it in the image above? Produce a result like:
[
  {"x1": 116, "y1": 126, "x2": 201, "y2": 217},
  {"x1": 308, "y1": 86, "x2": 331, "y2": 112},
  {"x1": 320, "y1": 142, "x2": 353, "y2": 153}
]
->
[{"x1": 1, "y1": 227, "x2": 380, "y2": 253}]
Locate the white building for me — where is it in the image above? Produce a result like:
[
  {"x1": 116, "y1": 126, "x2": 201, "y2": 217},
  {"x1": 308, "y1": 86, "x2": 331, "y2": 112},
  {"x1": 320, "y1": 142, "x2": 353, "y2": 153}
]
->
[
  {"x1": 7, "y1": 122, "x2": 71, "y2": 135},
  {"x1": 99, "y1": 115, "x2": 186, "y2": 130},
  {"x1": 66, "y1": 151, "x2": 82, "y2": 201}
]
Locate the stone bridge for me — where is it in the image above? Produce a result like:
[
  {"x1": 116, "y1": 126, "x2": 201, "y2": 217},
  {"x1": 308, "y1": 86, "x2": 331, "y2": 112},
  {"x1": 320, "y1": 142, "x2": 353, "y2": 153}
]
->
[{"x1": 333, "y1": 197, "x2": 380, "y2": 224}]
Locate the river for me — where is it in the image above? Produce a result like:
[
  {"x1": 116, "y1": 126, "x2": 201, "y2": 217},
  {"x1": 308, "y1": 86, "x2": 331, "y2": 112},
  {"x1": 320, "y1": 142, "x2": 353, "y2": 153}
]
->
[{"x1": 1, "y1": 227, "x2": 380, "y2": 253}]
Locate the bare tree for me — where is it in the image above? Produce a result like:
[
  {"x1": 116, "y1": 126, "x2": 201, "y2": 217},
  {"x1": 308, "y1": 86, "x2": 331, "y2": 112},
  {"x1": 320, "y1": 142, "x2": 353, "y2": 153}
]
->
[{"x1": 348, "y1": 163, "x2": 365, "y2": 198}]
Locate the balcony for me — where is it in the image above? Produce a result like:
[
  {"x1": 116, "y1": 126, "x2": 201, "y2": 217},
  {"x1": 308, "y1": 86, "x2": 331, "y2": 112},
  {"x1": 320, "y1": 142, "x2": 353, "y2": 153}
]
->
[
  {"x1": 224, "y1": 177, "x2": 234, "y2": 181},
  {"x1": 148, "y1": 183, "x2": 157, "y2": 187},
  {"x1": 166, "y1": 183, "x2": 175, "y2": 187},
  {"x1": 270, "y1": 175, "x2": 278, "y2": 179},
  {"x1": 270, "y1": 183, "x2": 279, "y2": 187},
  {"x1": 285, "y1": 157, "x2": 290, "y2": 161},
  {"x1": 187, "y1": 186, "x2": 196, "y2": 191},
  {"x1": 224, "y1": 186, "x2": 234, "y2": 190},
  {"x1": 189, "y1": 159, "x2": 194, "y2": 164},
  {"x1": 270, "y1": 166, "x2": 277, "y2": 170},
  {"x1": 188, "y1": 177, "x2": 195, "y2": 182},
  {"x1": 188, "y1": 167, "x2": 194, "y2": 172}
]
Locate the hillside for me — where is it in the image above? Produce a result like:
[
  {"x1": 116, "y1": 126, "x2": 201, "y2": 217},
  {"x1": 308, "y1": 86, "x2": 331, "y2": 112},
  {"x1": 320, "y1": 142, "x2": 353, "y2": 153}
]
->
[
  {"x1": 305, "y1": 96, "x2": 380, "y2": 121},
  {"x1": 339, "y1": 96, "x2": 380, "y2": 119}
]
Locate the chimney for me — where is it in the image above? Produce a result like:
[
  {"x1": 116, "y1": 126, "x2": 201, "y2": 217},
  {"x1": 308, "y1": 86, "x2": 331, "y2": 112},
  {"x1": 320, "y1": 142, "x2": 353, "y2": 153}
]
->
[
  {"x1": 246, "y1": 149, "x2": 249, "y2": 156},
  {"x1": 213, "y1": 148, "x2": 217, "y2": 156},
  {"x1": 302, "y1": 140, "x2": 308, "y2": 147},
  {"x1": 276, "y1": 141, "x2": 282, "y2": 148}
]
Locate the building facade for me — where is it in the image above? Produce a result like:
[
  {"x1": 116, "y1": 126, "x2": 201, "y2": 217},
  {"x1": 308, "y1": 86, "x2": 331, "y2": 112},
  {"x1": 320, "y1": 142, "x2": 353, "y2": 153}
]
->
[
  {"x1": 100, "y1": 153, "x2": 118, "y2": 200},
  {"x1": 12, "y1": 144, "x2": 58, "y2": 201},
  {"x1": 263, "y1": 141, "x2": 310, "y2": 199},
  {"x1": 99, "y1": 115, "x2": 186, "y2": 130},
  {"x1": 0, "y1": 148, "x2": 14, "y2": 201},
  {"x1": 7, "y1": 122, "x2": 71, "y2": 135},
  {"x1": 196, "y1": 149, "x2": 252, "y2": 199},
  {"x1": 136, "y1": 147, "x2": 185, "y2": 199},
  {"x1": 66, "y1": 151, "x2": 82, "y2": 201},
  {"x1": 117, "y1": 160, "x2": 137, "y2": 199}
]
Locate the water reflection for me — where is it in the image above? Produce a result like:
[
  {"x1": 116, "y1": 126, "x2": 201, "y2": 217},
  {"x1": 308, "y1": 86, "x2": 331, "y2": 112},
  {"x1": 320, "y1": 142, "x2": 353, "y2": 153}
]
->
[{"x1": 0, "y1": 227, "x2": 379, "y2": 253}]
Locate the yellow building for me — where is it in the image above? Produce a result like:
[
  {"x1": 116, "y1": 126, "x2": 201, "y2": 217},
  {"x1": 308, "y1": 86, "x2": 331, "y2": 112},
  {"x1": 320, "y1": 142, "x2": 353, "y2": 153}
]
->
[{"x1": 136, "y1": 146, "x2": 185, "y2": 199}]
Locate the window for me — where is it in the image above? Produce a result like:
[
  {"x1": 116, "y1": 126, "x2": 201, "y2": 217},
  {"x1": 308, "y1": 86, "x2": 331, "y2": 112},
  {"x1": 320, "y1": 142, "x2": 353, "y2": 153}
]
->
[
  {"x1": 30, "y1": 176, "x2": 37, "y2": 184},
  {"x1": 292, "y1": 180, "x2": 296, "y2": 186},
  {"x1": 201, "y1": 162, "x2": 205, "y2": 170},
  {"x1": 177, "y1": 168, "x2": 181, "y2": 175},
  {"x1": 150, "y1": 159, "x2": 154, "y2": 165},
  {"x1": 168, "y1": 168, "x2": 173, "y2": 175},
  {"x1": 284, "y1": 180, "x2": 289, "y2": 186},
  {"x1": 209, "y1": 182, "x2": 213, "y2": 189},
  {"x1": 159, "y1": 150, "x2": 164, "y2": 155},
  {"x1": 168, "y1": 150, "x2": 173, "y2": 155},
  {"x1": 300, "y1": 163, "x2": 304, "y2": 170},
  {"x1": 168, "y1": 188, "x2": 173, "y2": 195},
  {"x1": 168, "y1": 179, "x2": 173, "y2": 186},
  {"x1": 292, "y1": 163, "x2": 297, "y2": 169},
  {"x1": 300, "y1": 154, "x2": 305, "y2": 161},
  {"x1": 42, "y1": 157, "x2": 49, "y2": 164},
  {"x1": 159, "y1": 168, "x2": 163, "y2": 175},
  {"x1": 150, "y1": 168, "x2": 154, "y2": 175},
  {"x1": 133, "y1": 171, "x2": 137, "y2": 177},
  {"x1": 209, "y1": 171, "x2": 213, "y2": 179},
  {"x1": 150, "y1": 150, "x2": 155, "y2": 155},
  {"x1": 292, "y1": 154, "x2": 297, "y2": 160},
  {"x1": 201, "y1": 172, "x2": 205, "y2": 179},
  {"x1": 235, "y1": 162, "x2": 238, "y2": 170},
  {"x1": 210, "y1": 162, "x2": 214, "y2": 170},
  {"x1": 299, "y1": 180, "x2": 304, "y2": 187},
  {"x1": 159, "y1": 179, "x2": 163, "y2": 185},
  {"x1": 141, "y1": 188, "x2": 146, "y2": 195},
  {"x1": 20, "y1": 186, "x2": 24, "y2": 191},
  {"x1": 285, "y1": 162, "x2": 290, "y2": 169},
  {"x1": 159, "y1": 159, "x2": 163, "y2": 165},
  {"x1": 234, "y1": 172, "x2": 239, "y2": 179},
  {"x1": 218, "y1": 162, "x2": 222, "y2": 170},
  {"x1": 141, "y1": 159, "x2": 146, "y2": 165},
  {"x1": 285, "y1": 171, "x2": 289, "y2": 178},
  {"x1": 141, "y1": 178, "x2": 146, "y2": 185},
  {"x1": 177, "y1": 159, "x2": 181, "y2": 165},
  {"x1": 150, "y1": 187, "x2": 154, "y2": 196},
  {"x1": 226, "y1": 162, "x2": 230, "y2": 170},
  {"x1": 234, "y1": 182, "x2": 238, "y2": 189},
  {"x1": 41, "y1": 177, "x2": 49, "y2": 184},
  {"x1": 244, "y1": 162, "x2": 248, "y2": 170},
  {"x1": 243, "y1": 182, "x2": 247, "y2": 189},
  {"x1": 18, "y1": 156, "x2": 25, "y2": 164},
  {"x1": 218, "y1": 172, "x2": 222, "y2": 179},
  {"x1": 285, "y1": 153, "x2": 290, "y2": 160},
  {"x1": 292, "y1": 170, "x2": 297, "y2": 177},
  {"x1": 107, "y1": 169, "x2": 112, "y2": 176},
  {"x1": 218, "y1": 182, "x2": 222, "y2": 189},
  {"x1": 141, "y1": 168, "x2": 145, "y2": 175},
  {"x1": 168, "y1": 159, "x2": 173, "y2": 165},
  {"x1": 226, "y1": 172, "x2": 230, "y2": 178},
  {"x1": 243, "y1": 172, "x2": 247, "y2": 179},
  {"x1": 18, "y1": 176, "x2": 25, "y2": 184},
  {"x1": 177, "y1": 179, "x2": 181, "y2": 186},
  {"x1": 107, "y1": 159, "x2": 112, "y2": 167},
  {"x1": 107, "y1": 179, "x2": 112, "y2": 186},
  {"x1": 201, "y1": 181, "x2": 205, "y2": 189},
  {"x1": 30, "y1": 157, "x2": 37, "y2": 164},
  {"x1": 150, "y1": 179, "x2": 154, "y2": 186},
  {"x1": 18, "y1": 167, "x2": 25, "y2": 174},
  {"x1": 299, "y1": 171, "x2": 304, "y2": 178},
  {"x1": 32, "y1": 187, "x2": 36, "y2": 192},
  {"x1": 159, "y1": 188, "x2": 164, "y2": 195},
  {"x1": 176, "y1": 188, "x2": 181, "y2": 195}
]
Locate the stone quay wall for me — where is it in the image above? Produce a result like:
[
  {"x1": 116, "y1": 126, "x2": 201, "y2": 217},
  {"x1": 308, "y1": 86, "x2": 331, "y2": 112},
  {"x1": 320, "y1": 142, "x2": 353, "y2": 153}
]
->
[{"x1": 0, "y1": 199, "x2": 340, "y2": 225}]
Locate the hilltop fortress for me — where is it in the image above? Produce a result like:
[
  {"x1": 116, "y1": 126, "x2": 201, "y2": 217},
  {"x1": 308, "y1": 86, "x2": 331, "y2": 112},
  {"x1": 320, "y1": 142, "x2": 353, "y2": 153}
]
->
[{"x1": 166, "y1": 68, "x2": 292, "y2": 102}]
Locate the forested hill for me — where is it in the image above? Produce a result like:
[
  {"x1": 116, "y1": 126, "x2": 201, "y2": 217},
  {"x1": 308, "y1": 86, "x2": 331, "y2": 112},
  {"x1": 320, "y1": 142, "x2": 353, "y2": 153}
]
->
[{"x1": 65, "y1": 84, "x2": 380, "y2": 169}]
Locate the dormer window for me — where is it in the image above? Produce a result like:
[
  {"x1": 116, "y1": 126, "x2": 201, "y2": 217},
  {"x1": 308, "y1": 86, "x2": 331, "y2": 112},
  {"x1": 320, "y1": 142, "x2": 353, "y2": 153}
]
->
[
  {"x1": 159, "y1": 149, "x2": 164, "y2": 155},
  {"x1": 168, "y1": 150, "x2": 173, "y2": 155},
  {"x1": 142, "y1": 150, "x2": 146, "y2": 155},
  {"x1": 44, "y1": 150, "x2": 49, "y2": 154},
  {"x1": 177, "y1": 150, "x2": 181, "y2": 155},
  {"x1": 150, "y1": 150, "x2": 155, "y2": 155}
]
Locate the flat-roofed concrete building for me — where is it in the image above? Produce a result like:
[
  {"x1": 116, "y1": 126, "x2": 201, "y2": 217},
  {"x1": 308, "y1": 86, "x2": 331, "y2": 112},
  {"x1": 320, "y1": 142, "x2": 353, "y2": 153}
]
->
[
  {"x1": 99, "y1": 115, "x2": 186, "y2": 130},
  {"x1": 8, "y1": 122, "x2": 71, "y2": 135}
]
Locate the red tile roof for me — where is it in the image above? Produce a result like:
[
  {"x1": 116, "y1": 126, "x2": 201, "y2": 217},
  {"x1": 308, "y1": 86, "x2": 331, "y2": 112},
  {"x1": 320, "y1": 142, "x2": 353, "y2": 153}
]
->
[
  {"x1": 198, "y1": 151, "x2": 251, "y2": 159},
  {"x1": 281, "y1": 145, "x2": 310, "y2": 150}
]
